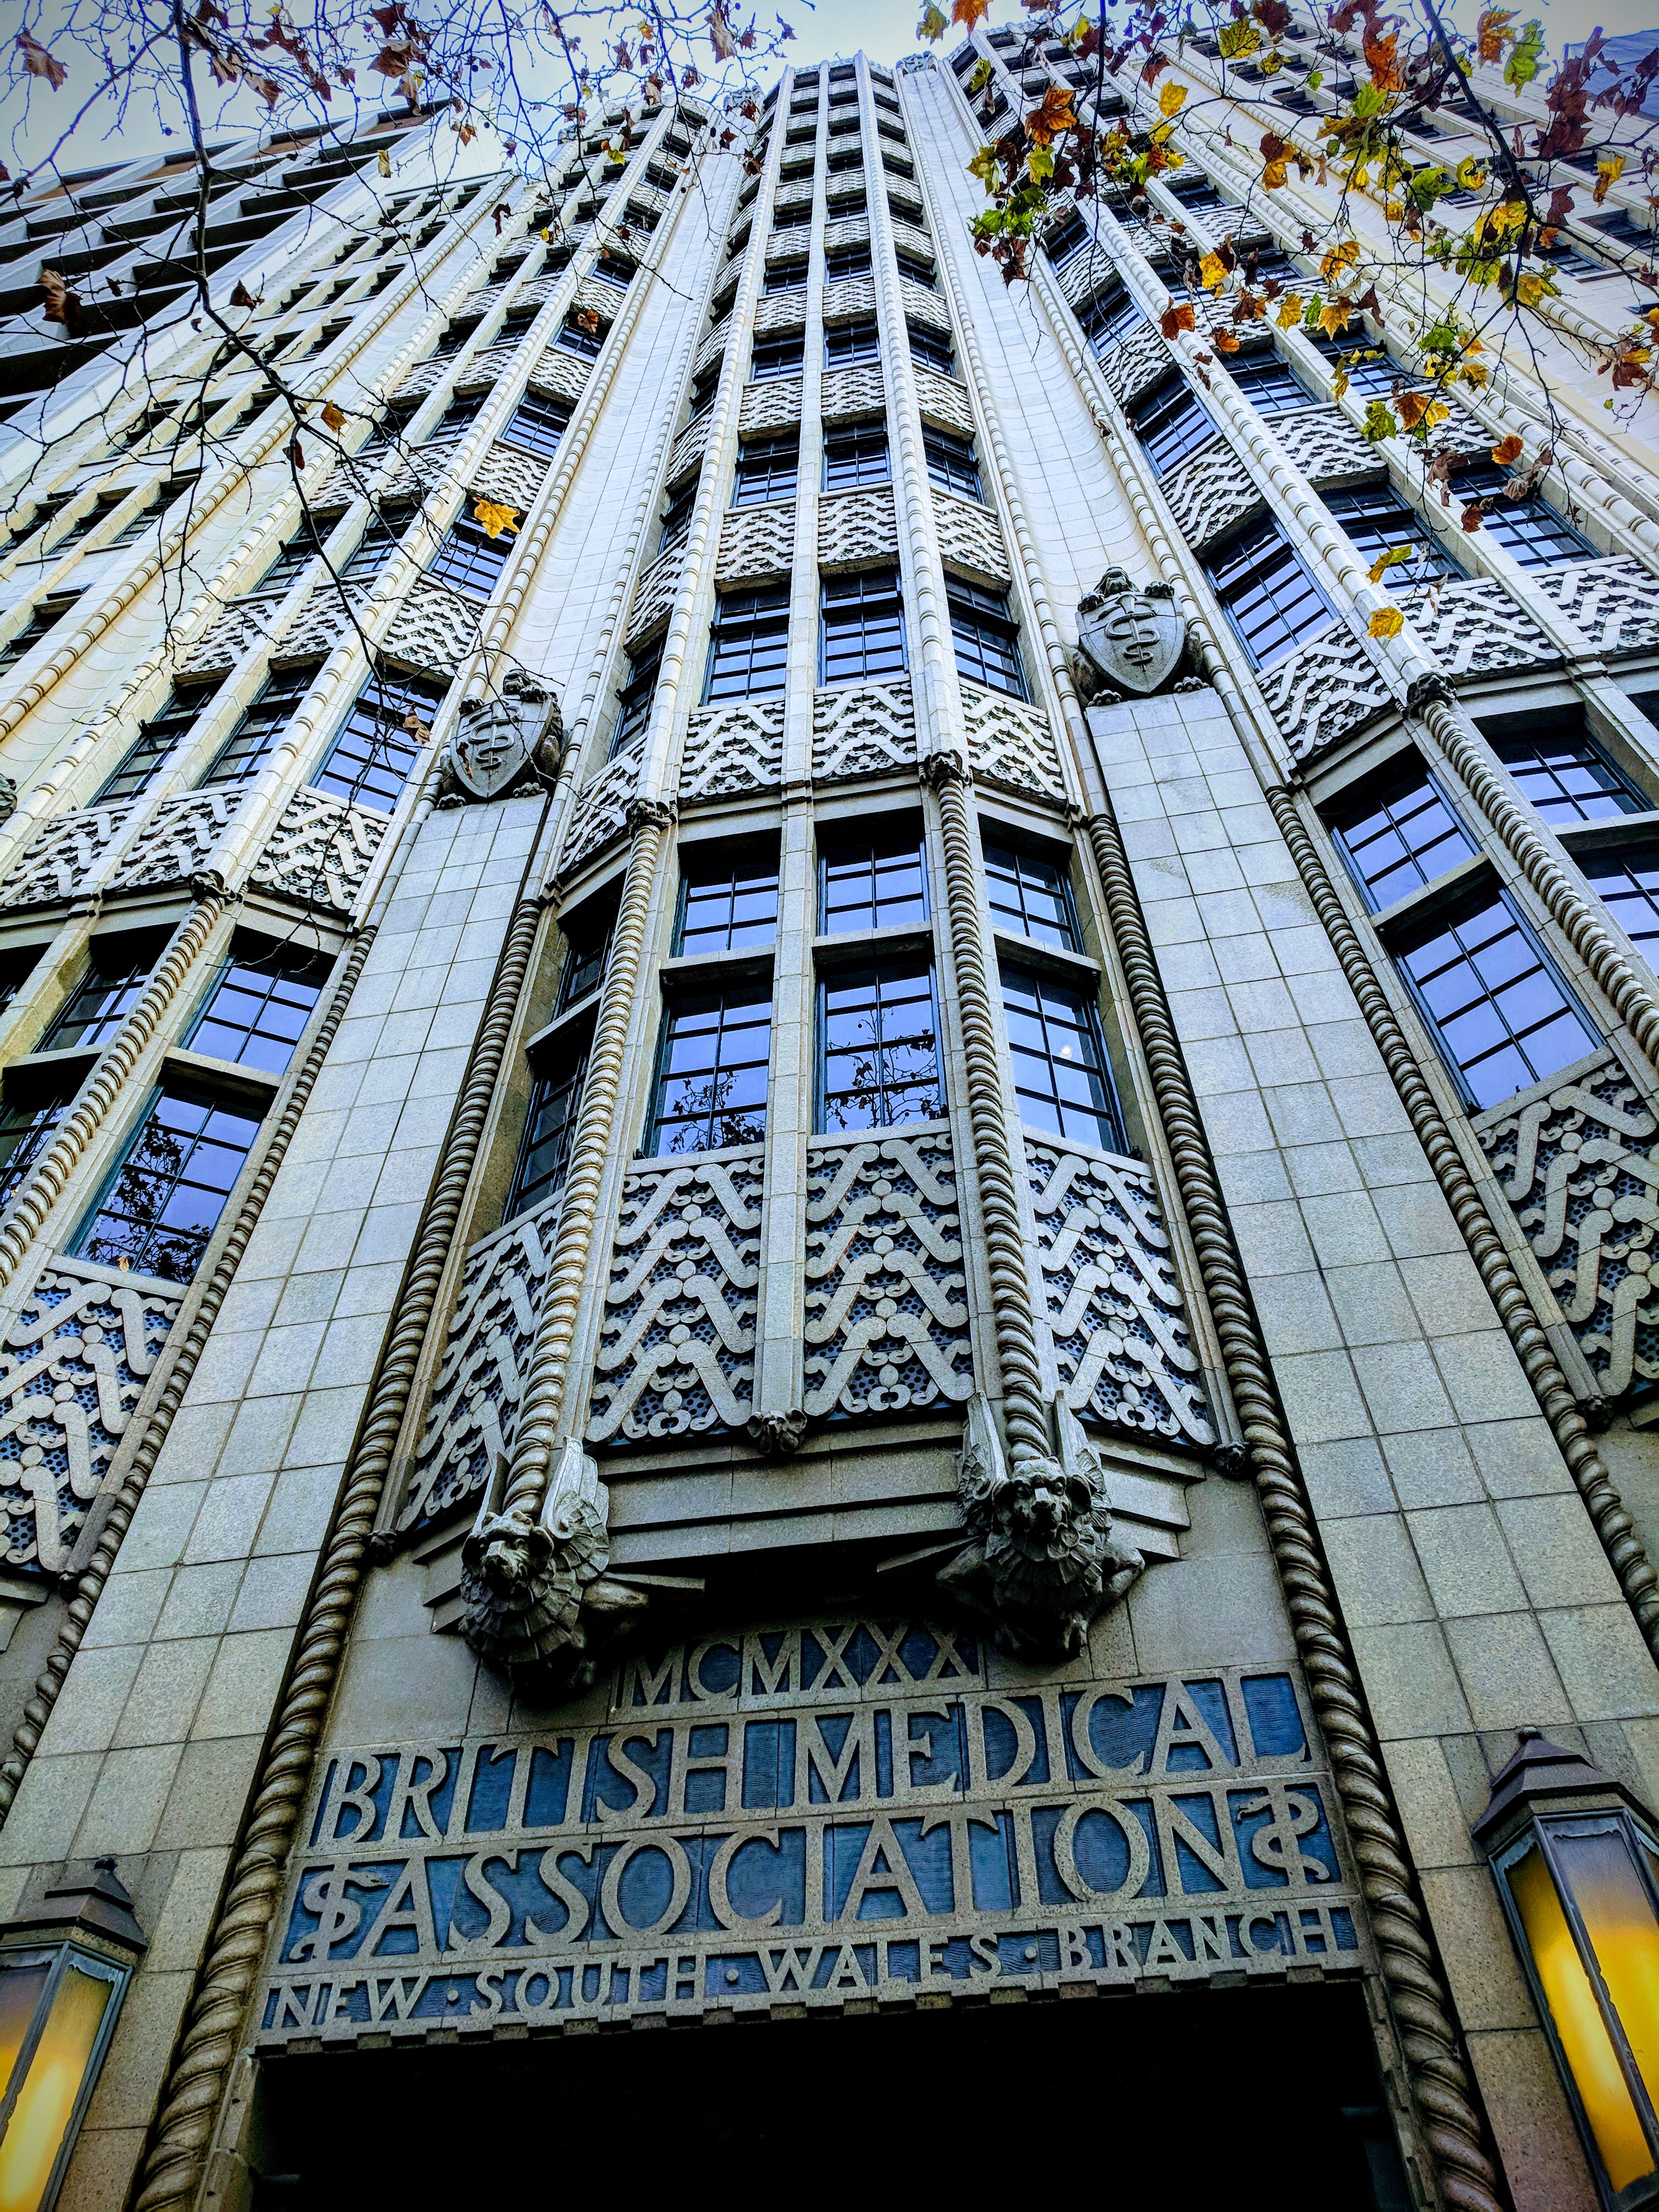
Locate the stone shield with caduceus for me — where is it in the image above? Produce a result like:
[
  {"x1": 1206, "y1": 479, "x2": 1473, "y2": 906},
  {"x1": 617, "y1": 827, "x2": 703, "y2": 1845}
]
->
[{"x1": 1076, "y1": 568, "x2": 1187, "y2": 697}]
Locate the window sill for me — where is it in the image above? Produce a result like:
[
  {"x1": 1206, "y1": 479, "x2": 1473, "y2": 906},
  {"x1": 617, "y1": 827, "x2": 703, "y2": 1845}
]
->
[
  {"x1": 523, "y1": 990, "x2": 600, "y2": 1069},
  {"x1": 3, "y1": 1046, "x2": 95, "y2": 1107},
  {"x1": 1369, "y1": 849, "x2": 1496, "y2": 941},
  {"x1": 813, "y1": 922, "x2": 933, "y2": 969},
  {"x1": 658, "y1": 946, "x2": 775, "y2": 990},
  {"x1": 162, "y1": 1046, "x2": 283, "y2": 1112},
  {"x1": 991, "y1": 929, "x2": 1101, "y2": 985},
  {"x1": 1556, "y1": 808, "x2": 1659, "y2": 855}
]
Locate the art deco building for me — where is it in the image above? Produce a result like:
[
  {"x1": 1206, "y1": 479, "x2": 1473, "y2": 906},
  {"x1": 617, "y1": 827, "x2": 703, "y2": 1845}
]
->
[{"x1": 2, "y1": 20, "x2": 1659, "y2": 2211}]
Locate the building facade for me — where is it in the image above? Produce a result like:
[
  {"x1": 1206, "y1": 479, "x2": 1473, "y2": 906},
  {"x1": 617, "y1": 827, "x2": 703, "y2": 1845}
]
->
[{"x1": 1, "y1": 20, "x2": 1658, "y2": 2210}]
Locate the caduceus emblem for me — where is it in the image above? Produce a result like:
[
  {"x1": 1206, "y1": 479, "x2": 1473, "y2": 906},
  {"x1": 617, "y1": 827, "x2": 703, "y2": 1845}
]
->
[{"x1": 1076, "y1": 567, "x2": 1186, "y2": 697}]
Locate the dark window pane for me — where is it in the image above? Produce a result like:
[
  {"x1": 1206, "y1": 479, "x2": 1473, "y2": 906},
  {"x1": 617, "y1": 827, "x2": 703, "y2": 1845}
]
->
[
  {"x1": 557, "y1": 923, "x2": 612, "y2": 1010},
  {"x1": 821, "y1": 567, "x2": 907, "y2": 685},
  {"x1": 45, "y1": 942, "x2": 157, "y2": 1052},
  {"x1": 1398, "y1": 894, "x2": 1596, "y2": 1109},
  {"x1": 821, "y1": 825, "x2": 927, "y2": 933},
  {"x1": 1329, "y1": 767, "x2": 1475, "y2": 909},
  {"x1": 677, "y1": 851, "x2": 780, "y2": 956},
  {"x1": 907, "y1": 320, "x2": 956, "y2": 375},
  {"x1": 1455, "y1": 463, "x2": 1592, "y2": 566},
  {"x1": 734, "y1": 434, "x2": 799, "y2": 505},
  {"x1": 1493, "y1": 727, "x2": 1645, "y2": 824},
  {"x1": 705, "y1": 584, "x2": 790, "y2": 702},
  {"x1": 254, "y1": 515, "x2": 338, "y2": 595},
  {"x1": 98, "y1": 680, "x2": 221, "y2": 803},
  {"x1": 820, "y1": 962, "x2": 942, "y2": 1129},
  {"x1": 1323, "y1": 484, "x2": 1461, "y2": 582},
  {"x1": 199, "y1": 664, "x2": 319, "y2": 789},
  {"x1": 614, "y1": 644, "x2": 662, "y2": 752},
  {"x1": 506, "y1": 1054, "x2": 586, "y2": 1219},
  {"x1": 826, "y1": 320, "x2": 880, "y2": 366},
  {"x1": 186, "y1": 947, "x2": 329, "y2": 1075},
  {"x1": 1203, "y1": 517, "x2": 1331, "y2": 668},
  {"x1": 75, "y1": 1085, "x2": 263, "y2": 1282},
  {"x1": 650, "y1": 988, "x2": 772, "y2": 1154},
  {"x1": 823, "y1": 420, "x2": 890, "y2": 490},
  {"x1": 896, "y1": 251, "x2": 936, "y2": 290},
  {"x1": 1583, "y1": 846, "x2": 1659, "y2": 961},
  {"x1": 1078, "y1": 285, "x2": 1144, "y2": 357},
  {"x1": 341, "y1": 504, "x2": 412, "y2": 581},
  {"x1": 0, "y1": 593, "x2": 78, "y2": 673},
  {"x1": 1001, "y1": 964, "x2": 1123, "y2": 1151},
  {"x1": 1225, "y1": 350, "x2": 1314, "y2": 415},
  {"x1": 948, "y1": 580, "x2": 1025, "y2": 698},
  {"x1": 824, "y1": 245, "x2": 873, "y2": 283},
  {"x1": 314, "y1": 668, "x2": 448, "y2": 813},
  {"x1": 925, "y1": 429, "x2": 981, "y2": 501},
  {"x1": 502, "y1": 393, "x2": 570, "y2": 460},
  {"x1": 556, "y1": 314, "x2": 604, "y2": 357},
  {"x1": 752, "y1": 333, "x2": 805, "y2": 379},
  {"x1": 1129, "y1": 374, "x2": 1217, "y2": 477},
  {"x1": 0, "y1": 1095, "x2": 68, "y2": 1207},
  {"x1": 984, "y1": 842, "x2": 1078, "y2": 948},
  {"x1": 427, "y1": 515, "x2": 513, "y2": 599},
  {"x1": 765, "y1": 259, "x2": 808, "y2": 293}
]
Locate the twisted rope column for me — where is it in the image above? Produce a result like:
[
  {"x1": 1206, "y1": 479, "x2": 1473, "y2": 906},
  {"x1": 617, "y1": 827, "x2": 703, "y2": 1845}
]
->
[
  {"x1": 0, "y1": 924, "x2": 377, "y2": 1820},
  {"x1": 130, "y1": 882, "x2": 544, "y2": 2212},
  {"x1": 1261, "y1": 784, "x2": 1659, "y2": 1658},
  {"x1": 1081, "y1": 805, "x2": 1503, "y2": 2212}
]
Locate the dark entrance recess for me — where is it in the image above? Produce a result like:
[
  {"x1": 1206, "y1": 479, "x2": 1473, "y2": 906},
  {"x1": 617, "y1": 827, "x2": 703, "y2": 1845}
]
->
[{"x1": 248, "y1": 1980, "x2": 1410, "y2": 2207}]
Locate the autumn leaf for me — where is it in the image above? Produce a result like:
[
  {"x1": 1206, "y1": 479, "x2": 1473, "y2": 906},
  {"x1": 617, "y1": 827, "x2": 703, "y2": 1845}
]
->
[
  {"x1": 1333, "y1": 370, "x2": 1350, "y2": 399},
  {"x1": 1455, "y1": 155, "x2": 1489, "y2": 193},
  {"x1": 917, "y1": 3, "x2": 948, "y2": 39},
  {"x1": 1317, "y1": 299, "x2": 1352, "y2": 338},
  {"x1": 1027, "y1": 144, "x2": 1054, "y2": 184},
  {"x1": 377, "y1": 147, "x2": 392, "y2": 177},
  {"x1": 1262, "y1": 159, "x2": 1289, "y2": 190},
  {"x1": 1161, "y1": 303, "x2": 1196, "y2": 339},
  {"x1": 1460, "y1": 503, "x2": 1486, "y2": 532},
  {"x1": 474, "y1": 499, "x2": 520, "y2": 539},
  {"x1": 403, "y1": 707, "x2": 431, "y2": 742},
  {"x1": 952, "y1": 0, "x2": 990, "y2": 26},
  {"x1": 320, "y1": 401, "x2": 347, "y2": 432},
  {"x1": 1397, "y1": 390, "x2": 1431, "y2": 430},
  {"x1": 1026, "y1": 85, "x2": 1076, "y2": 148},
  {"x1": 230, "y1": 280, "x2": 260, "y2": 309},
  {"x1": 1367, "y1": 546, "x2": 1413, "y2": 583},
  {"x1": 1368, "y1": 607, "x2": 1404, "y2": 638},
  {"x1": 16, "y1": 30, "x2": 66, "y2": 86},
  {"x1": 1491, "y1": 433, "x2": 1524, "y2": 466},
  {"x1": 1276, "y1": 292, "x2": 1304, "y2": 330},
  {"x1": 1320, "y1": 239, "x2": 1360, "y2": 283},
  {"x1": 1214, "y1": 328, "x2": 1240, "y2": 352},
  {"x1": 708, "y1": 3, "x2": 735, "y2": 58},
  {"x1": 968, "y1": 144, "x2": 997, "y2": 187},
  {"x1": 1362, "y1": 399, "x2": 1399, "y2": 442},
  {"x1": 37, "y1": 269, "x2": 79, "y2": 333},
  {"x1": 1198, "y1": 252, "x2": 1226, "y2": 292},
  {"x1": 1158, "y1": 79, "x2": 1187, "y2": 117},
  {"x1": 1476, "y1": 7, "x2": 1515, "y2": 61},
  {"x1": 1596, "y1": 154, "x2": 1627, "y2": 206},
  {"x1": 1217, "y1": 20, "x2": 1260, "y2": 58}
]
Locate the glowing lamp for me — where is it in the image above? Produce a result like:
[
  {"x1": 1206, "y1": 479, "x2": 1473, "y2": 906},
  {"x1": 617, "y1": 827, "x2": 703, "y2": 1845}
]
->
[
  {"x1": 1475, "y1": 1728, "x2": 1659, "y2": 2211},
  {"x1": 0, "y1": 1859, "x2": 145, "y2": 2212}
]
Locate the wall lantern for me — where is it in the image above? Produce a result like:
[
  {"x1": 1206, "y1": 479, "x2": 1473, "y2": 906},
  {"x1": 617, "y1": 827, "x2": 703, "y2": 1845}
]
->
[
  {"x1": 0, "y1": 1858, "x2": 145, "y2": 2212},
  {"x1": 1475, "y1": 1728, "x2": 1659, "y2": 2211}
]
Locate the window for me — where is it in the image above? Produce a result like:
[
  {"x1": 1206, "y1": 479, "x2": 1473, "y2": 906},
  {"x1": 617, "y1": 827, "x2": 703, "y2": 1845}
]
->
[
  {"x1": 44, "y1": 939, "x2": 158, "y2": 1052},
  {"x1": 73, "y1": 1085, "x2": 263, "y2": 1283},
  {"x1": 706, "y1": 584, "x2": 790, "y2": 702},
  {"x1": 766, "y1": 258, "x2": 809, "y2": 293},
  {"x1": 358, "y1": 405, "x2": 417, "y2": 468},
  {"x1": 1328, "y1": 764, "x2": 1475, "y2": 910},
  {"x1": 676, "y1": 850, "x2": 780, "y2": 955},
  {"x1": 503, "y1": 391, "x2": 571, "y2": 461},
  {"x1": 186, "y1": 945, "x2": 329, "y2": 1074},
  {"x1": 773, "y1": 204, "x2": 811, "y2": 233},
  {"x1": 1490, "y1": 725, "x2": 1646, "y2": 823},
  {"x1": 824, "y1": 244, "x2": 873, "y2": 283},
  {"x1": 1203, "y1": 518, "x2": 1331, "y2": 668},
  {"x1": 108, "y1": 479, "x2": 196, "y2": 548},
  {"x1": 254, "y1": 517, "x2": 336, "y2": 596},
  {"x1": 1077, "y1": 284, "x2": 1144, "y2": 357},
  {"x1": 1396, "y1": 893, "x2": 1597, "y2": 1110},
  {"x1": 314, "y1": 667, "x2": 448, "y2": 812},
  {"x1": 427, "y1": 513, "x2": 513, "y2": 598},
  {"x1": 925, "y1": 428, "x2": 981, "y2": 502},
  {"x1": 1581, "y1": 848, "x2": 1659, "y2": 962},
  {"x1": 201, "y1": 663, "x2": 319, "y2": 788},
  {"x1": 1324, "y1": 484, "x2": 1462, "y2": 583},
  {"x1": 821, "y1": 823, "x2": 927, "y2": 933},
  {"x1": 505, "y1": 1055, "x2": 587, "y2": 1218},
  {"x1": 434, "y1": 317, "x2": 481, "y2": 357},
  {"x1": 1047, "y1": 211, "x2": 1091, "y2": 270},
  {"x1": 984, "y1": 842, "x2": 1078, "y2": 948},
  {"x1": 1002, "y1": 965, "x2": 1123, "y2": 1151},
  {"x1": 1170, "y1": 174, "x2": 1226, "y2": 210},
  {"x1": 0, "y1": 593, "x2": 78, "y2": 672},
  {"x1": 659, "y1": 478, "x2": 697, "y2": 555},
  {"x1": 0, "y1": 1097, "x2": 68, "y2": 1209},
  {"x1": 907, "y1": 320, "x2": 956, "y2": 376},
  {"x1": 342, "y1": 503, "x2": 413, "y2": 580},
  {"x1": 423, "y1": 391, "x2": 486, "y2": 446},
  {"x1": 1223, "y1": 349, "x2": 1314, "y2": 415},
  {"x1": 614, "y1": 642, "x2": 662, "y2": 750},
  {"x1": 821, "y1": 568, "x2": 907, "y2": 684},
  {"x1": 823, "y1": 419, "x2": 890, "y2": 491},
  {"x1": 1129, "y1": 374, "x2": 1218, "y2": 478},
  {"x1": 827, "y1": 191, "x2": 867, "y2": 221},
  {"x1": 734, "y1": 434, "x2": 799, "y2": 505},
  {"x1": 752, "y1": 332, "x2": 805, "y2": 380},
  {"x1": 820, "y1": 963, "x2": 942, "y2": 1129},
  {"x1": 495, "y1": 306, "x2": 540, "y2": 348},
  {"x1": 1305, "y1": 331, "x2": 1401, "y2": 397},
  {"x1": 592, "y1": 253, "x2": 634, "y2": 288},
  {"x1": 96, "y1": 680, "x2": 221, "y2": 803},
  {"x1": 649, "y1": 987, "x2": 772, "y2": 1153},
  {"x1": 690, "y1": 363, "x2": 722, "y2": 416},
  {"x1": 1455, "y1": 463, "x2": 1593, "y2": 567},
  {"x1": 896, "y1": 251, "x2": 936, "y2": 290},
  {"x1": 826, "y1": 319, "x2": 880, "y2": 367},
  {"x1": 557, "y1": 920, "x2": 613, "y2": 1010},
  {"x1": 556, "y1": 313, "x2": 604, "y2": 357},
  {"x1": 948, "y1": 577, "x2": 1026, "y2": 698}
]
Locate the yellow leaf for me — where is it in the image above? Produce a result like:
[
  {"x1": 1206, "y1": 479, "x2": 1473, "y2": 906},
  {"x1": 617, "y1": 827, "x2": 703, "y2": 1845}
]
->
[
  {"x1": 1333, "y1": 369, "x2": 1349, "y2": 399},
  {"x1": 1262, "y1": 159, "x2": 1289, "y2": 191},
  {"x1": 1321, "y1": 238, "x2": 1360, "y2": 282},
  {"x1": 473, "y1": 498, "x2": 520, "y2": 539},
  {"x1": 376, "y1": 147, "x2": 391, "y2": 178},
  {"x1": 1397, "y1": 390, "x2": 1429, "y2": 430},
  {"x1": 1596, "y1": 152, "x2": 1626, "y2": 205},
  {"x1": 1368, "y1": 607, "x2": 1404, "y2": 638},
  {"x1": 916, "y1": 4, "x2": 948, "y2": 39},
  {"x1": 1160, "y1": 302, "x2": 1196, "y2": 339},
  {"x1": 968, "y1": 144, "x2": 997, "y2": 186},
  {"x1": 1276, "y1": 292, "x2": 1305, "y2": 330},
  {"x1": 1198, "y1": 252, "x2": 1226, "y2": 292},
  {"x1": 1491, "y1": 433, "x2": 1523, "y2": 465},
  {"x1": 1317, "y1": 299, "x2": 1352, "y2": 338},
  {"x1": 1158, "y1": 79, "x2": 1187, "y2": 117},
  {"x1": 1455, "y1": 155, "x2": 1489, "y2": 192},
  {"x1": 1026, "y1": 144, "x2": 1054, "y2": 184},
  {"x1": 1423, "y1": 401, "x2": 1449, "y2": 428},
  {"x1": 951, "y1": 0, "x2": 990, "y2": 25},
  {"x1": 320, "y1": 401, "x2": 346, "y2": 432},
  {"x1": 1459, "y1": 361, "x2": 1490, "y2": 389},
  {"x1": 1217, "y1": 19, "x2": 1260, "y2": 57},
  {"x1": 1213, "y1": 328, "x2": 1240, "y2": 352},
  {"x1": 1514, "y1": 272, "x2": 1546, "y2": 307}
]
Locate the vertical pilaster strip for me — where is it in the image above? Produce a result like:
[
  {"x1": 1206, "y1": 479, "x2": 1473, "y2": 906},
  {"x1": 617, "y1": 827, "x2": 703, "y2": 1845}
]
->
[
  {"x1": 0, "y1": 922, "x2": 379, "y2": 1820},
  {"x1": 1079, "y1": 804, "x2": 1502, "y2": 2212},
  {"x1": 129, "y1": 872, "x2": 547, "y2": 2212}
]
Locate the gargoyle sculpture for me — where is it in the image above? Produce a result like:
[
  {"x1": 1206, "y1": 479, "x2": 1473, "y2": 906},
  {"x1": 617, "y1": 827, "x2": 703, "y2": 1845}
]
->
[
  {"x1": 937, "y1": 1396, "x2": 1143, "y2": 1661},
  {"x1": 460, "y1": 1438, "x2": 649, "y2": 1694}
]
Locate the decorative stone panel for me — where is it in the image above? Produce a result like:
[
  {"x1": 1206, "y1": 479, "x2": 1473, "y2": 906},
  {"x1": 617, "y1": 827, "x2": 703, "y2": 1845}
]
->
[
  {"x1": 1398, "y1": 577, "x2": 1556, "y2": 678},
  {"x1": 803, "y1": 1128, "x2": 974, "y2": 1420},
  {"x1": 680, "y1": 699, "x2": 786, "y2": 801},
  {"x1": 557, "y1": 747, "x2": 639, "y2": 878},
  {"x1": 1536, "y1": 557, "x2": 1659, "y2": 656},
  {"x1": 470, "y1": 343, "x2": 531, "y2": 387},
  {"x1": 890, "y1": 185, "x2": 926, "y2": 225},
  {"x1": 1476, "y1": 1052, "x2": 1659, "y2": 1399},
  {"x1": 470, "y1": 442, "x2": 550, "y2": 513},
  {"x1": 390, "y1": 356, "x2": 447, "y2": 403},
  {"x1": 774, "y1": 177, "x2": 813, "y2": 211},
  {"x1": 627, "y1": 547, "x2": 684, "y2": 644},
  {"x1": 823, "y1": 276, "x2": 878, "y2": 325},
  {"x1": 1057, "y1": 249, "x2": 1114, "y2": 311},
  {"x1": 516, "y1": 275, "x2": 564, "y2": 308},
  {"x1": 0, "y1": 802, "x2": 136, "y2": 910},
  {"x1": 914, "y1": 368, "x2": 973, "y2": 436},
  {"x1": 181, "y1": 593, "x2": 283, "y2": 674},
  {"x1": 1160, "y1": 440, "x2": 1263, "y2": 554},
  {"x1": 0, "y1": 1256, "x2": 183, "y2": 1577},
  {"x1": 739, "y1": 378, "x2": 803, "y2": 434},
  {"x1": 813, "y1": 680, "x2": 917, "y2": 781},
  {"x1": 754, "y1": 293, "x2": 807, "y2": 336},
  {"x1": 716, "y1": 502, "x2": 796, "y2": 583},
  {"x1": 1275, "y1": 405, "x2": 1383, "y2": 486},
  {"x1": 572, "y1": 272, "x2": 622, "y2": 321},
  {"x1": 933, "y1": 493, "x2": 1010, "y2": 584},
  {"x1": 529, "y1": 350, "x2": 593, "y2": 406},
  {"x1": 667, "y1": 414, "x2": 711, "y2": 483},
  {"x1": 821, "y1": 363, "x2": 886, "y2": 421},
  {"x1": 397, "y1": 1197, "x2": 560, "y2": 1536},
  {"x1": 1097, "y1": 319, "x2": 1168, "y2": 408},
  {"x1": 251, "y1": 789, "x2": 387, "y2": 913},
  {"x1": 586, "y1": 1147, "x2": 763, "y2": 1445},
  {"x1": 767, "y1": 228, "x2": 814, "y2": 263},
  {"x1": 695, "y1": 320, "x2": 729, "y2": 378},
  {"x1": 891, "y1": 220, "x2": 934, "y2": 263},
  {"x1": 281, "y1": 580, "x2": 374, "y2": 662},
  {"x1": 1027, "y1": 1138, "x2": 1215, "y2": 1449},
  {"x1": 109, "y1": 790, "x2": 237, "y2": 891},
  {"x1": 961, "y1": 685, "x2": 1067, "y2": 802},
  {"x1": 818, "y1": 485, "x2": 899, "y2": 567},
  {"x1": 900, "y1": 281, "x2": 951, "y2": 333},
  {"x1": 1257, "y1": 630, "x2": 1396, "y2": 764},
  {"x1": 823, "y1": 216, "x2": 872, "y2": 253},
  {"x1": 381, "y1": 578, "x2": 480, "y2": 675}
]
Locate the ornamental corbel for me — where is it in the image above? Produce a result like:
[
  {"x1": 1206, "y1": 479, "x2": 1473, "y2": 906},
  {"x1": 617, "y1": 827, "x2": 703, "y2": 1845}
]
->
[
  {"x1": 917, "y1": 748, "x2": 972, "y2": 790},
  {"x1": 626, "y1": 795, "x2": 678, "y2": 833}
]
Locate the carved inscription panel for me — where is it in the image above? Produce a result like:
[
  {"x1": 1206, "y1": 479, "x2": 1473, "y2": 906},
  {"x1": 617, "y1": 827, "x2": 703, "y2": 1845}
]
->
[{"x1": 258, "y1": 1624, "x2": 1362, "y2": 2042}]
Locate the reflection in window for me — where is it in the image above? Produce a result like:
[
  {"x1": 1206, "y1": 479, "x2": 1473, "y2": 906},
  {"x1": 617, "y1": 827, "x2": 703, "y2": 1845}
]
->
[
  {"x1": 1203, "y1": 519, "x2": 1332, "y2": 669},
  {"x1": 924, "y1": 428, "x2": 981, "y2": 502},
  {"x1": 75, "y1": 1086, "x2": 263, "y2": 1281},
  {"x1": 1583, "y1": 847, "x2": 1659, "y2": 962},
  {"x1": 984, "y1": 843, "x2": 1078, "y2": 948},
  {"x1": 97, "y1": 680, "x2": 221, "y2": 804},
  {"x1": 505, "y1": 1054, "x2": 586, "y2": 1219},
  {"x1": 823, "y1": 420, "x2": 890, "y2": 490},
  {"x1": 826, "y1": 320, "x2": 879, "y2": 367},
  {"x1": 676, "y1": 852, "x2": 780, "y2": 956},
  {"x1": 199, "y1": 664, "x2": 320, "y2": 789},
  {"x1": 1329, "y1": 767, "x2": 1475, "y2": 910},
  {"x1": 44, "y1": 943, "x2": 158, "y2": 1053},
  {"x1": 1129, "y1": 374, "x2": 1217, "y2": 478},
  {"x1": 614, "y1": 642, "x2": 663, "y2": 752},
  {"x1": 1397, "y1": 893, "x2": 1596, "y2": 1109},
  {"x1": 649, "y1": 988, "x2": 773, "y2": 1154},
  {"x1": 0, "y1": 1096, "x2": 68, "y2": 1208},
  {"x1": 1455, "y1": 463, "x2": 1592, "y2": 566},
  {"x1": 821, "y1": 825, "x2": 927, "y2": 934},
  {"x1": 1002, "y1": 965, "x2": 1123, "y2": 1151},
  {"x1": 948, "y1": 578, "x2": 1025, "y2": 698},
  {"x1": 187, "y1": 948, "x2": 330, "y2": 1075},
  {"x1": 1492, "y1": 727, "x2": 1646, "y2": 824},
  {"x1": 1324, "y1": 484, "x2": 1461, "y2": 583},
  {"x1": 706, "y1": 585, "x2": 790, "y2": 702},
  {"x1": 821, "y1": 568, "x2": 906, "y2": 685},
  {"x1": 314, "y1": 667, "x2": 448, "y2": 813},
  {"x1": 734, "y1": 434, "x2": 799, "y2": 505},
  {"x1": 820, "y1": 963, "x2": 942, "y2": 1129}
]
